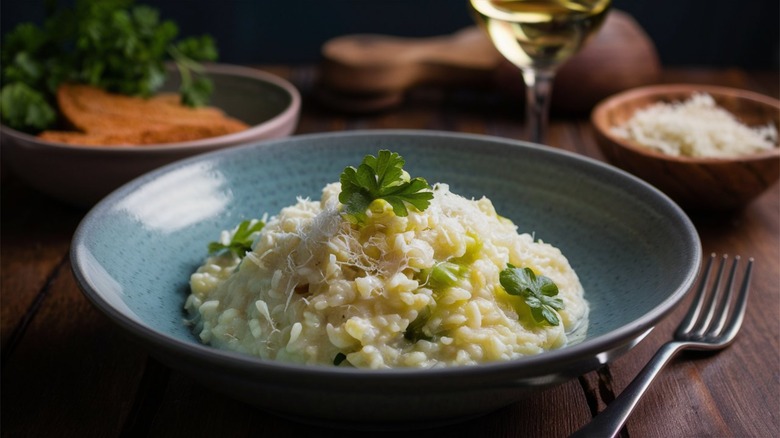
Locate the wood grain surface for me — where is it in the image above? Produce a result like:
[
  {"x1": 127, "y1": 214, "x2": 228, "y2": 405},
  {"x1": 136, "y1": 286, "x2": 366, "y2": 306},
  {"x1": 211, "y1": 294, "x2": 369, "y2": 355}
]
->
[{"x1": 2, "y1": 67, "x2": 778, "y2": 438}]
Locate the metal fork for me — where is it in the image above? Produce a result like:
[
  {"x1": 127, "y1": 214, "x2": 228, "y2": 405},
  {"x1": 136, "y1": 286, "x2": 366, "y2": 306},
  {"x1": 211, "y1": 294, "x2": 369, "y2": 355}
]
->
[{"x1": 571, "y1": 253, "x2": 754, "y2": 438}]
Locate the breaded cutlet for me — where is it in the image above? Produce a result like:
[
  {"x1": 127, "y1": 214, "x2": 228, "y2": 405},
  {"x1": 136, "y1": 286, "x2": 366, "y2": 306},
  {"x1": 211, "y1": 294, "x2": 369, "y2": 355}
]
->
[{"x1": 39, "y1": 83, "x2": 250, "y2": 145}]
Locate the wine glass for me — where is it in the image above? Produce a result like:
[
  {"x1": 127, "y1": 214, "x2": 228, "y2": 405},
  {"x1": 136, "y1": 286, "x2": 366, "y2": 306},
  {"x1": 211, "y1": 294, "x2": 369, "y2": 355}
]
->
[{"x1": 469, "y1": 0, "x2": 611, "y2": 144}]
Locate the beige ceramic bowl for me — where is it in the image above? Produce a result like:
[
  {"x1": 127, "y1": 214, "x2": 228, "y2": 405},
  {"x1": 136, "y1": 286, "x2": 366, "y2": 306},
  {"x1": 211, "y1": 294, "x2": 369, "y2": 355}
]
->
[
  {"x1": 591, "y1": 84, "x2": 780, "y2": 211},
  {"x1": 1, "y1": 64, "x2": 301, "y2": 206}
]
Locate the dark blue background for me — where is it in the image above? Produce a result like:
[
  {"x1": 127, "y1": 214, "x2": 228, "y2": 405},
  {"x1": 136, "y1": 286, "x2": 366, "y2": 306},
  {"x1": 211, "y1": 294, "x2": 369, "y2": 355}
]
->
[{"x1": 2, "y1": 0, "x2": 778, "y2": 68}]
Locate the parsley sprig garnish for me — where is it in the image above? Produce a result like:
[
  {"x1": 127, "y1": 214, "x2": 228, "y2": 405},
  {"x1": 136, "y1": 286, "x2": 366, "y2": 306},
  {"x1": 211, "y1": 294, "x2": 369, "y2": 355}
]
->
[
  {"x1": 338, "y1": 150, "x2": 433, "y2": 224},
  {"x1": 208, "y1": 219, "x2": 264, "y2": 258},
  {"x1": 499, "y1": 264, "x2": 564, "y2": 326}
]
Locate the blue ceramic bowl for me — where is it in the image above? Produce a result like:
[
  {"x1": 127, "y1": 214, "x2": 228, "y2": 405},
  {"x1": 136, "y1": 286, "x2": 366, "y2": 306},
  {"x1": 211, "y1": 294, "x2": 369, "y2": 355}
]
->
[{"x1": 71, "y1": 130, "x2": 701, "y2": 428}]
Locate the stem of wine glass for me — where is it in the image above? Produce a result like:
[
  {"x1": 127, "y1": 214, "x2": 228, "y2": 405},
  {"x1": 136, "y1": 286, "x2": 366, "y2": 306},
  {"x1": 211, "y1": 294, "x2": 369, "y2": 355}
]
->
[{"x1": 521, "y1": 68, "x2": 555, "y2": 145}]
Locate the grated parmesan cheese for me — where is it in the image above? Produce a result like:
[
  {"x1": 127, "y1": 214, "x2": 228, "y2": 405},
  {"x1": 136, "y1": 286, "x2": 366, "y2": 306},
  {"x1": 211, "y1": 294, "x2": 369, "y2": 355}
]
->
[{"x1": 611, "y1": 93, "x2": 778, "y2": 158}]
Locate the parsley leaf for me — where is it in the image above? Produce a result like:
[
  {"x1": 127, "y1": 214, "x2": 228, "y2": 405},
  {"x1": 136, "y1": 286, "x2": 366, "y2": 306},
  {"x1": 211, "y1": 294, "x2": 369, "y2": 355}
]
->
[
  {"x1": 0, "y1": 83, "x2": 56, "y2": 132},
  {"x1": 499, "y1": 264, "x2": 564, "y2": 326},
  {"x1": 168, "y1": 37, "x2": 217, "y2": 107},
  {"x1": 208, "y1": 219, "x2": 265, "y2": 258},
  {"x1": 338, "y1": 150, "x2": 433, "y2": 224}
]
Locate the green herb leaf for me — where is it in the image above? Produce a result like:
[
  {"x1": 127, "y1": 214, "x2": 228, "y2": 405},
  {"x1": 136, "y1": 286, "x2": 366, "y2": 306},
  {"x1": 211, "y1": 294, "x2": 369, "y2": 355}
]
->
[
  {"x1": 404, "y1": 306, "x2": 433, "y2": 343},
  {"x1": 169, "y1": 36, "x2": 217, "y2": 107},
  {"x1": 499, "y1": 264, "x2": 564, "y2": 326},
  {"x1": 208, "y1": 219, "x2": 264, "y2": 258},
  {"x1": 338, "y1": 150, "x2": 433, "y2": 224},
  {"x1": 0, "y1": 83, "x2": 56, "y2": 132},
  {"x1": 333, "y1": 352, "x2": 347, "y2": 366},
  {"x1": 174, "y1": 35, "x2": 218, "y2": 62},
  {"x1": 180, "y1": 74, "x2": 213, "y2": 107}
]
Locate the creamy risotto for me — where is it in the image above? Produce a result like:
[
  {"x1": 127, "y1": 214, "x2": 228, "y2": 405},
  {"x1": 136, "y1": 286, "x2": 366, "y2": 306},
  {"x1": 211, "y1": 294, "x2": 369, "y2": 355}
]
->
[{"x1": 185, "y1": 161, "x2": 588, "y2": 369}]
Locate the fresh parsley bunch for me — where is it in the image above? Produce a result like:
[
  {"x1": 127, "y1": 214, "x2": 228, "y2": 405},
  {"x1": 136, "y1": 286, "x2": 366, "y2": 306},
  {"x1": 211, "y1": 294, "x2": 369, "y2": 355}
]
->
[
  {"x1": 0, "y1": 0, "x2": 218, "y2": 133},
  {"x1": 499, "y1": 264, "x2": 564, "y2": 326},
  {"x1": 339, "y1": 150, "x2": 434, "y2": 224}
]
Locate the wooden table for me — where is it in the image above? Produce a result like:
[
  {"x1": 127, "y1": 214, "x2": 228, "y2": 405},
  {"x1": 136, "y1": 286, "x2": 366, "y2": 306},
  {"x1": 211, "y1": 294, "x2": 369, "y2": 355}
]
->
[{"x1": 2, "y1": 67, "x2": 778, "y2": 437}]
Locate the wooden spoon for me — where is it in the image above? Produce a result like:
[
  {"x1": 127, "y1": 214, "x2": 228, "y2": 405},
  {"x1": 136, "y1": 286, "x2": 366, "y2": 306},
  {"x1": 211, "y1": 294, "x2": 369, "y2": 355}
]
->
[
  {"x1": 317, "y1": 27, "x2": 502, "y2": 111},
  {"x1": 317, "y1": 10, "x2": 661, "y2": 113}
]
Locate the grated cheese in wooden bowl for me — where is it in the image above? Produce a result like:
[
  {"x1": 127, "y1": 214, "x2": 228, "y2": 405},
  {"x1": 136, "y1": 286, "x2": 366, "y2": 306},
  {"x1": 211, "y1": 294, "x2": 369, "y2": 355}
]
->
[{"x1": 611, "y1": 93, "x2": 778, "y2": 158}]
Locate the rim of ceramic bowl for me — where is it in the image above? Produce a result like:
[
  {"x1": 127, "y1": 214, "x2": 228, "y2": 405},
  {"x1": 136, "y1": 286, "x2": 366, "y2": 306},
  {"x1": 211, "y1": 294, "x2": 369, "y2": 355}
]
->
[
  {"x1": 0, "y1": 63, "x2": 301, "y2": 153},
  {"x1": 592, "y1": 83, "x2": 780, "y2": 164},
  {"x1": 71, "y1": 129, "x2": 702, "y2": 388}
]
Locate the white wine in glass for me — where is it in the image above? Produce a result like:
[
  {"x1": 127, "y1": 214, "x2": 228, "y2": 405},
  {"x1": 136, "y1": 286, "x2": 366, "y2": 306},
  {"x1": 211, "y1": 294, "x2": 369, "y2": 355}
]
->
[{"x1": 469, "y1": 0, "x2": 611, "y2": 144}]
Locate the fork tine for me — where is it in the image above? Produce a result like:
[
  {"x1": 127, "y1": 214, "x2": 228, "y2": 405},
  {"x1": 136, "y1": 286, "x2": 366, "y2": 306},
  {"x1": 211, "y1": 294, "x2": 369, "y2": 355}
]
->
[
  {"x1": 709, "y1": 256, "x2": 741, "y2": 335},
  {"x1": 717, "y1": 257, "x2": 753, "y2": 345},
  {"x1": 691, "y1": 254, "x2": 729, "y2": 337},
  {"x1": 676, "y1": 253, "x2": 716, "y2": 336}
]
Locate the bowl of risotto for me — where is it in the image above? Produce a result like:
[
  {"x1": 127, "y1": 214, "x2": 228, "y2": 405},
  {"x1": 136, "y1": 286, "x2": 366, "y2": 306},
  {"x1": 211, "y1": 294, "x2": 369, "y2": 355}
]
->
[{"x1": 71, "y1": 130, "x2": 701, "y2": 428}]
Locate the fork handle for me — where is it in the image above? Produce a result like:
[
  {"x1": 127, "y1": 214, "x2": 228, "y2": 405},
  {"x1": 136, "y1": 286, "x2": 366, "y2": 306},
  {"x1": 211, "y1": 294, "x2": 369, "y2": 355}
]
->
[{"x1": 570, "y1": 341, "x2": 687, "y2": 438}]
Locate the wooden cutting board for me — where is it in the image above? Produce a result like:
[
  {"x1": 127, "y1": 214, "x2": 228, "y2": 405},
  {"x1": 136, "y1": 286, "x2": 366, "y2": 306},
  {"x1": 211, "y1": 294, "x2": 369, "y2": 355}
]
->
[{"x1": 317, "y1": 10, "x2": 661, "y2": 113}]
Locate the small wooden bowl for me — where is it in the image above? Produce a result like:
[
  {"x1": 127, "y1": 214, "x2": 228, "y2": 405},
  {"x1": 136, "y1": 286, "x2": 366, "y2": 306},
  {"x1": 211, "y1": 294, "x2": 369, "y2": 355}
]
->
[{"x1": 591, "y1": 84, "x2": 780, "y2": 211}]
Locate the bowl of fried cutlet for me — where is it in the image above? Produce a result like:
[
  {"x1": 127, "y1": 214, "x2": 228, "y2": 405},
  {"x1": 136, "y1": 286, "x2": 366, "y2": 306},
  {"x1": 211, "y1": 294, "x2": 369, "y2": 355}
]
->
[{"x1": 1, "y1": 64, "x2": 301, "y2": 206}]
